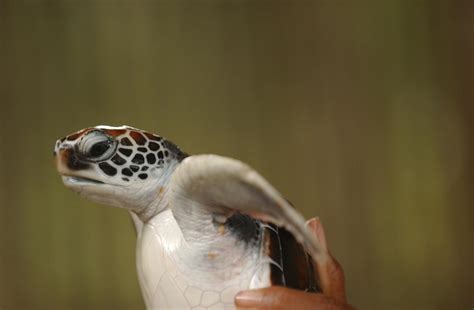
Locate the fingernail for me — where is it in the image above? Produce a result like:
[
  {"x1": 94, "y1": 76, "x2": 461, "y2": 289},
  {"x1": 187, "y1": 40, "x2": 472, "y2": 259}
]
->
[
  {"x1": 306, "y1": 217, "x2": 319, "y2": 235},
  {"x1": 306, "y1": 217, "x2": 328, "y2": 253},
  {"x1": 234, "y1": 290, "x2": 262, "y2": 307}
]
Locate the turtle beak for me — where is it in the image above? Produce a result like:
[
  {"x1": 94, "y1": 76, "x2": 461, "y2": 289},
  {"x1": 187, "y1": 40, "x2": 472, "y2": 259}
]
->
[
  {"x1": 54, "y1": 142, "x2": 72, "y2": 175},
  {"x1": 55, "y1": 145, "x2": 71, "y2": 175},
  {"x1": 54, "y1": 140, "x2": 106, "y2": 187},
  {"x1": 54, "y1": 139, "x2": 66, "y2": 172}
]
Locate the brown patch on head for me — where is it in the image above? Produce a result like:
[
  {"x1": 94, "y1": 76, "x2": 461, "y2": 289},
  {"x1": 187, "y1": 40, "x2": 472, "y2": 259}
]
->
[
  {"x1": 130, "y1": 131, "x2": 146, "y2": 145},
  {"x1": 66, "y1": 128, "x2": 90, "y2": 141},
  {"x1": 104, "y1": 129, "x2": 126, "y2": 137},
  {"x1": 144, "y1": 132, "x2": 162, "y2": 141}
]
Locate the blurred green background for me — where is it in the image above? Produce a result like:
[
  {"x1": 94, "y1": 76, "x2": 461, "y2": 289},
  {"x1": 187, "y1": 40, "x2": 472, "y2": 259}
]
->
[{"x1": 0, "y1": 1, "x2": 472, "y2": 309}]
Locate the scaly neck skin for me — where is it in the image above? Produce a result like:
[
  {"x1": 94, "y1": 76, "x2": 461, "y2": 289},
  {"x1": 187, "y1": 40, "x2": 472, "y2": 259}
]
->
[{"x1": 133, "y1": 160, "x2": 180, "y2": 223}]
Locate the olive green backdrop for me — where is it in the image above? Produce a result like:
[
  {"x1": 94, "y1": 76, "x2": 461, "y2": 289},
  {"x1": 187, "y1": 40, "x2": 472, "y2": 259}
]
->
[{"x1": 0, "y1": 1, "x2": 472, "y2": 309}]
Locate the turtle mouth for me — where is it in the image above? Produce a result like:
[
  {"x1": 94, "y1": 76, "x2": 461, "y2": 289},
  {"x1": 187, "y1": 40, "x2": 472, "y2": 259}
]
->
[{"x1": 62, "y1": 175, "x2": 104, "y2": 185}]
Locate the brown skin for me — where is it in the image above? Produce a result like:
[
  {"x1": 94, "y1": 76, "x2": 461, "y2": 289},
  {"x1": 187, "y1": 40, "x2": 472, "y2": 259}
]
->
[{"x1": 234, "y1": 218, "x2": 356, "y2": 310}]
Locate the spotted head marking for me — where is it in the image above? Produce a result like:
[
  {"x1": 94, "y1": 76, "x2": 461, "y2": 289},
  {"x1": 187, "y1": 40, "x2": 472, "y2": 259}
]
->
[{"x1": 54, "y1": 125, "x2": 188, "y2": 215}]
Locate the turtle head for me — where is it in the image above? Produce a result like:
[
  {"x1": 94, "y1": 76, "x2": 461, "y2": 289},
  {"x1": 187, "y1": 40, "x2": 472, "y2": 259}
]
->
[{"x1": 54, "y1": 125, "x2": 188, "y2": 217}]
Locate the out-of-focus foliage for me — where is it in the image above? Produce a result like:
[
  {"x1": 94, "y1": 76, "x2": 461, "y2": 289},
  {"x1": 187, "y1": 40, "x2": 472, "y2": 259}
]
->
[{"x1": 0, "y1": 1, "x2": 472, "y2": 309}]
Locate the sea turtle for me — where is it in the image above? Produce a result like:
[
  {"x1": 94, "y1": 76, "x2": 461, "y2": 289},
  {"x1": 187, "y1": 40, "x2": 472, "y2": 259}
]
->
[{"x1": 54, "y1": 125, "x2": 328, "y2": 309}]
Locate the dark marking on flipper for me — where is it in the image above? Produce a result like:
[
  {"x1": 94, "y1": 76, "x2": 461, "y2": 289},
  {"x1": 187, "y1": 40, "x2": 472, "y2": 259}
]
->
[{"x1": 225, "y1": 212, "x2": 260, "y2": 244}]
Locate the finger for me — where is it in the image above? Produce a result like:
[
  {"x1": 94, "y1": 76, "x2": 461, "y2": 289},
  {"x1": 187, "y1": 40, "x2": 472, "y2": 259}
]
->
[
  {"x1": 306, "y1": 217, "x2": 328, "y2": 252},
  {"x1": 235, "y1": 287, "x2": 326, "y2": 310},
  {"x1": 322, "y1": 254, "x2": 347, "y2": 302},
  {"x1": 306, "y1": 217, "x2": 347, "y2": 302}
]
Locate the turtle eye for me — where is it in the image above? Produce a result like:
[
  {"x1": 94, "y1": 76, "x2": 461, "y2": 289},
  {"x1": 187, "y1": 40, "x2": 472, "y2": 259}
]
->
[
  {"x1": 89, "y1": 140, "x2": 112, "y2": 157},
  {"x1": 78, "y1": 130, "x2": 117, "y2": 162}
]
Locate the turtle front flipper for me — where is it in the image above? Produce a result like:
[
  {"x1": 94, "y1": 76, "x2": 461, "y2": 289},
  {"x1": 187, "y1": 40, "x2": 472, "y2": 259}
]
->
[{"x1": 167, "y1": 154, "x2": 329, "y2": 286}]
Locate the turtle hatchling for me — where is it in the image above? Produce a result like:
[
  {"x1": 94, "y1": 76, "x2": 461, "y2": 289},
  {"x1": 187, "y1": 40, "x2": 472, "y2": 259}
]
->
[{"x1": 54, "y1": 125, "x2": 328, "y2": 309}]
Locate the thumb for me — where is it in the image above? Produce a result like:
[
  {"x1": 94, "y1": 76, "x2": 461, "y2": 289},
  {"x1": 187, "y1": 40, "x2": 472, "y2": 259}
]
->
[
  {"x1": 306, "y1": 218, "x2": 347, "y2": 302},
  {"x1": 235, "y1": 286, "x2": 325, "y2": 310}
]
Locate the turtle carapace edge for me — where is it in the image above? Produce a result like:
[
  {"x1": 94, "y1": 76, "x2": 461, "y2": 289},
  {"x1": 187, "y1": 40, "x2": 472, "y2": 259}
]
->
[{"x1": 54, "y1": 125, "x2": 327, "y2": 310}]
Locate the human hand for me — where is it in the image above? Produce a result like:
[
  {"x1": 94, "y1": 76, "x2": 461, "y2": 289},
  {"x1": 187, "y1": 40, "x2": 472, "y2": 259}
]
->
[{"x1": 234, "y1": 218, "x2": 356, "y2": 310}]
